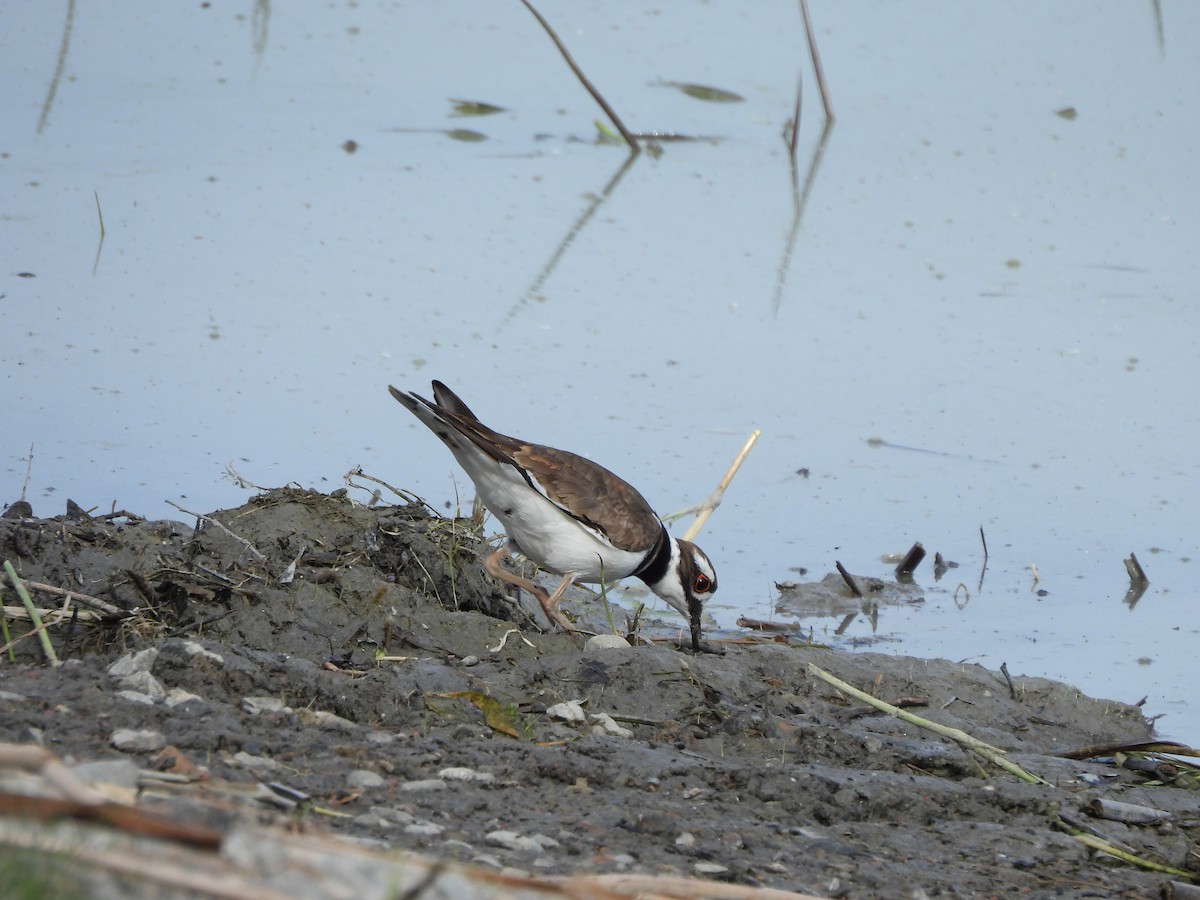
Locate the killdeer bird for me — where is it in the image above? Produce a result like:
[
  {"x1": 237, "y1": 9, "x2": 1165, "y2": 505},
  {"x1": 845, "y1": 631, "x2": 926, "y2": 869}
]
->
[{"x1": 388, "y1": 381, "x2": 717, "y2": 650}]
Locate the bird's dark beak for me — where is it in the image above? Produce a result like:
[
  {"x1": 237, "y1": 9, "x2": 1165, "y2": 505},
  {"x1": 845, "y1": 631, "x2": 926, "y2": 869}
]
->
[{"x1": 687, "y1": 592, "x2": 703, "y2": 652}]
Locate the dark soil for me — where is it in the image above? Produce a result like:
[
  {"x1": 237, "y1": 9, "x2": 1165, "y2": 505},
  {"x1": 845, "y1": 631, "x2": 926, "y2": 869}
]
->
[{"x1": 1, "y1": 488, "x2": 1197, "y2": 898}]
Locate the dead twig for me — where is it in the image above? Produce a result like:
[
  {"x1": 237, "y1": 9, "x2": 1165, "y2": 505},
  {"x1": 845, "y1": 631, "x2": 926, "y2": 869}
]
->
[
  {"x1": 20, "y1": 443, "x2": 34, "y2": 503},
  {"x1": 834, "y1": 561, "x2": 864, "y2": 598},
  {"x1": 807, "y1": 662, "x2": 1050, "y2": 785},
  {"x1": 343, "y1": 466, "x2": 435, "y2": 512},
  {"x1": 680, "y1": 429, "x2": 761, "y2": 542},
  {"x1": 164, "y1": 500, "x2": 266, "y2": 562},
  {"x1": 20, "y1": 579, "x2": 128, "y2": 618},
  {"x1": 516, "y1": 0, "x2": 639, "y2": 154},
  {"x1": 895, "y1": 541, "x2": 925, "y2": 576},
  {"x1": 798, "y1": 0, "x2": 833, "y2": 122}
]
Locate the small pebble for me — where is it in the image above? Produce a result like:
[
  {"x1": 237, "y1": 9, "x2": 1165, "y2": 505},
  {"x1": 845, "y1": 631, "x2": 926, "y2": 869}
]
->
[
  {"x1": 486, "y1": 830, "x2": 549, "y2": 853},
  {"x1": 118, "y1": 671, "x2": 166, "y2": 699},
  {"x1": 231, "y1": 751, "x2": 281, "y2": 773},
  {"x1": 404, "y1": 822, "x2": 444, "y2": 837},
  {"x1": 242, "y1": 696, "x2": 287, "y2": 715},
  {"x1": 346, "y1": 769, "x2": 384, "y2": 789},
  {"x1": 399, "y1": 779, "x2": 447, "y2": 792},
  {"x1": 546, "y1": 700, "x2": 587, "y2": 724},
  {"x1": 694, "y1": 862, "x2": 729, "y2": 876},
  {"x1": 438, "y1": 766, "x2": 495, "y2": 783},
  {"x1": 584, "y1": 634, "x2": 631, "y2": 652},
  {"x1": 111, "y1": 728, "x2": 166, "y2": 752},
  {"x1": 181, "y1": 641, "x2": 224, "y2": 664},
  {"x1": 164, "y1": 687, "x2": 204, "y2": 708},
  {"x1": 115, "y1": 690, "x2": 158, "y2": 706},
  {"x1": 461, "y1": 655, "x2": 480, "y2": 666},
  {"x1": 590, "y1": 713, "x2": 633, "y2": 739},
  {"x1": 106, "y1": 648, "x2": 158, "y2": 678}
]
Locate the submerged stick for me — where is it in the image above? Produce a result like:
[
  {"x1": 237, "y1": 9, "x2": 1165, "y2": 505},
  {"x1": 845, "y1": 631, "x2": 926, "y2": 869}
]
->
[
  {"x1": 4, "y1": 561, "x2": 59, "y2": 666},
  {"x1": 20, "y1": 444, "x2": 34, "y2": 503},
  {"x1": 798, "y1": 0, "x2": 834, "y2": 122},
  {"x1": 895, "y1": 542, "x2": 925, "y2": 575},
  {"x1": 807, "y1": 662, "x2": 1049, "y2": 785},
  {"x1": 1123, "y1": 552, "x2": 1148, "y2": 585},
  {"x1": 834, "y1": 561, "x2": 864, "y2": 598},
  {"x1": 517, "y1": 0, "x2": 639, "y2": 153},
  {"x1": 681, "y1": 429, "x2": 760, "y2": 542}
]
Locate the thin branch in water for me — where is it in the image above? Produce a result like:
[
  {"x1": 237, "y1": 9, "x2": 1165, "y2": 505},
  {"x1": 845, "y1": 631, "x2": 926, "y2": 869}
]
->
[
  {"x1": 92, "y1": 190, "x2": 107, "y2": 275},
  {"x1": 1123, "y1": 552, "x2": 1148, "y2": 586},
  {"x1": 37, "y1": 0, "x2": 76, "y2": 134},
  {"x1": 894, "y1": 542, "x2": 925, "y2": 576},
  {"x1": 798, "y1": 0, "x2": 834, "y2": 122},
  {"x1": 681, "y1": 430, "x2": 761, "y2": 543},
  {"x1": 20, "y1": 444, "x2": 34, "y2": 503},
  {"x1": 835, "y1": 561, "x2": 864, "y2": 599},
  {"x1": 979, "y1": 526, "x2": 989, "y2": 560},
  {"x1": 788, "y1": 74, "x2": 802, "y2": 160},
  {"x1": 516, "y1": 0, "x2": 639, "y2": 154}
]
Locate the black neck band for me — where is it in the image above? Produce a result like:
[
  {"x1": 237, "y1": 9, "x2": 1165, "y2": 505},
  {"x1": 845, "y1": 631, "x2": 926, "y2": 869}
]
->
[{"x1": 633, "y1": 523, "x2": 672, "y2": 585}]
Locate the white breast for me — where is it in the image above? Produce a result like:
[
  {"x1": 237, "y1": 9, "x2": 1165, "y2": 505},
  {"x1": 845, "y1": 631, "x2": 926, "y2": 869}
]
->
[{"x1": 448, "y1": 445, "x2": 645, "y2": 581}]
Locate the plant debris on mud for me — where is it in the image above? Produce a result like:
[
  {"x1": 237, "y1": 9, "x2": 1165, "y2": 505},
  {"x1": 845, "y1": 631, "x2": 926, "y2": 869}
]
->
[{"x1": 1, "y1": 488, "x2": 1197, "y2": 899}]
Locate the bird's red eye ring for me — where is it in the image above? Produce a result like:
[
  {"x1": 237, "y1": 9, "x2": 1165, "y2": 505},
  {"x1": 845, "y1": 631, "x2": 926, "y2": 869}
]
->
[{"x1": 693, "y1": 574, "x2": 712, "y2": 594}]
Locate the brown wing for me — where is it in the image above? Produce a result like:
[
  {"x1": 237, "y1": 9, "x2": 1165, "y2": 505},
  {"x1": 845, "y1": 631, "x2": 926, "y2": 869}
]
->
[
  {"x1": 393, "y1": 382, "x2": 662, "y2": 551},
  {"x1": 509, "y1": 443, "x2": 663, "y2": 552}
]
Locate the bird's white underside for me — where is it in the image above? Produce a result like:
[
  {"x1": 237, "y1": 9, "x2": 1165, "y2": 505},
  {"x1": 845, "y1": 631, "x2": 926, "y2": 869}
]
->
[{"x1": 438, "y1": 430, "x2": 647, "y2": 582}]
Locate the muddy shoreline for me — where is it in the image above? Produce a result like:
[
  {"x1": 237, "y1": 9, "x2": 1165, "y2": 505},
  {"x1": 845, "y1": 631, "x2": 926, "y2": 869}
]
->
[{"x1": 1, "y1": 488, "x2": 1196, "y2": 898}]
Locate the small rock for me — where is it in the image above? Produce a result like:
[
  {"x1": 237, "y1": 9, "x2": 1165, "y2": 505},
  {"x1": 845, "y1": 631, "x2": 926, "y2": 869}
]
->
[
  {"x1": 181, "y1": 641, "x2": 224, "y2": 664},
  {"x1": 694, "y1": 862, "x2": 729, "y2": 876},
  {"x1": 398, "y1": 779, "x2": 447, "y2": 792},
  {"x1": 164, "y1": 687, "x2": 204, "y2": 708},
  {"x1": 107, "y1": 648, "x2": 158, "y2": 678},
  {"x1": 546, "y1": 700, "x2": 587, "y2": 724},
  {"x1": 438, "y1": 766, "x2": 495, "y2": 784},
  {"x1": 118, "y1": 670, "x2": 166, "y2": 699},
  {"x1": 231, "y1": 751, "x2": 281, "y2": 773},
  {"x1": 353, "y1": 812, "x2": 395, "y2": 830},
  {"x1": 590, "y1": 713, "x2": 633, "y2": 739},
  {"x1": 486, "y1": 830, "x2": 544, "y2": 853},
  {"x1": 242, "y1": 696, "x2": 287, "y2": 715},
  {"x1": 115, "y1": 690, "x2": 158, "y2": 706},
  {"x1": 0, "y1": 690, "x2": 28, "y2": 702},
  {"x1": 461, "y1": 655, "x2": 480, "y2": 667},
  {"x1": 584, "y1": 634, "x2": 631, "y2": 652},
  {"x1": 346, "y1": 769, "x2": 385, "y2": 789},
  {"x1": 111, "y1": 728, "x2": 166, "y2": 752},
  {"x1": 300, "y1": 709, "x2": 356, "y2": 731},
  {"x1": 675, "y1": 831, "x2": 697, "y2": 849},
  {"x1": 404, "y1": 822, "x2": 444, "y2": 837}
]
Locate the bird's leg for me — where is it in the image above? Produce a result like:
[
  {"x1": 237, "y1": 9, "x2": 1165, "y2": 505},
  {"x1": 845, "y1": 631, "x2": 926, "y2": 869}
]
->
[{"x1": 482, "y1": 545, "x2": 577, "y2": 634}]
